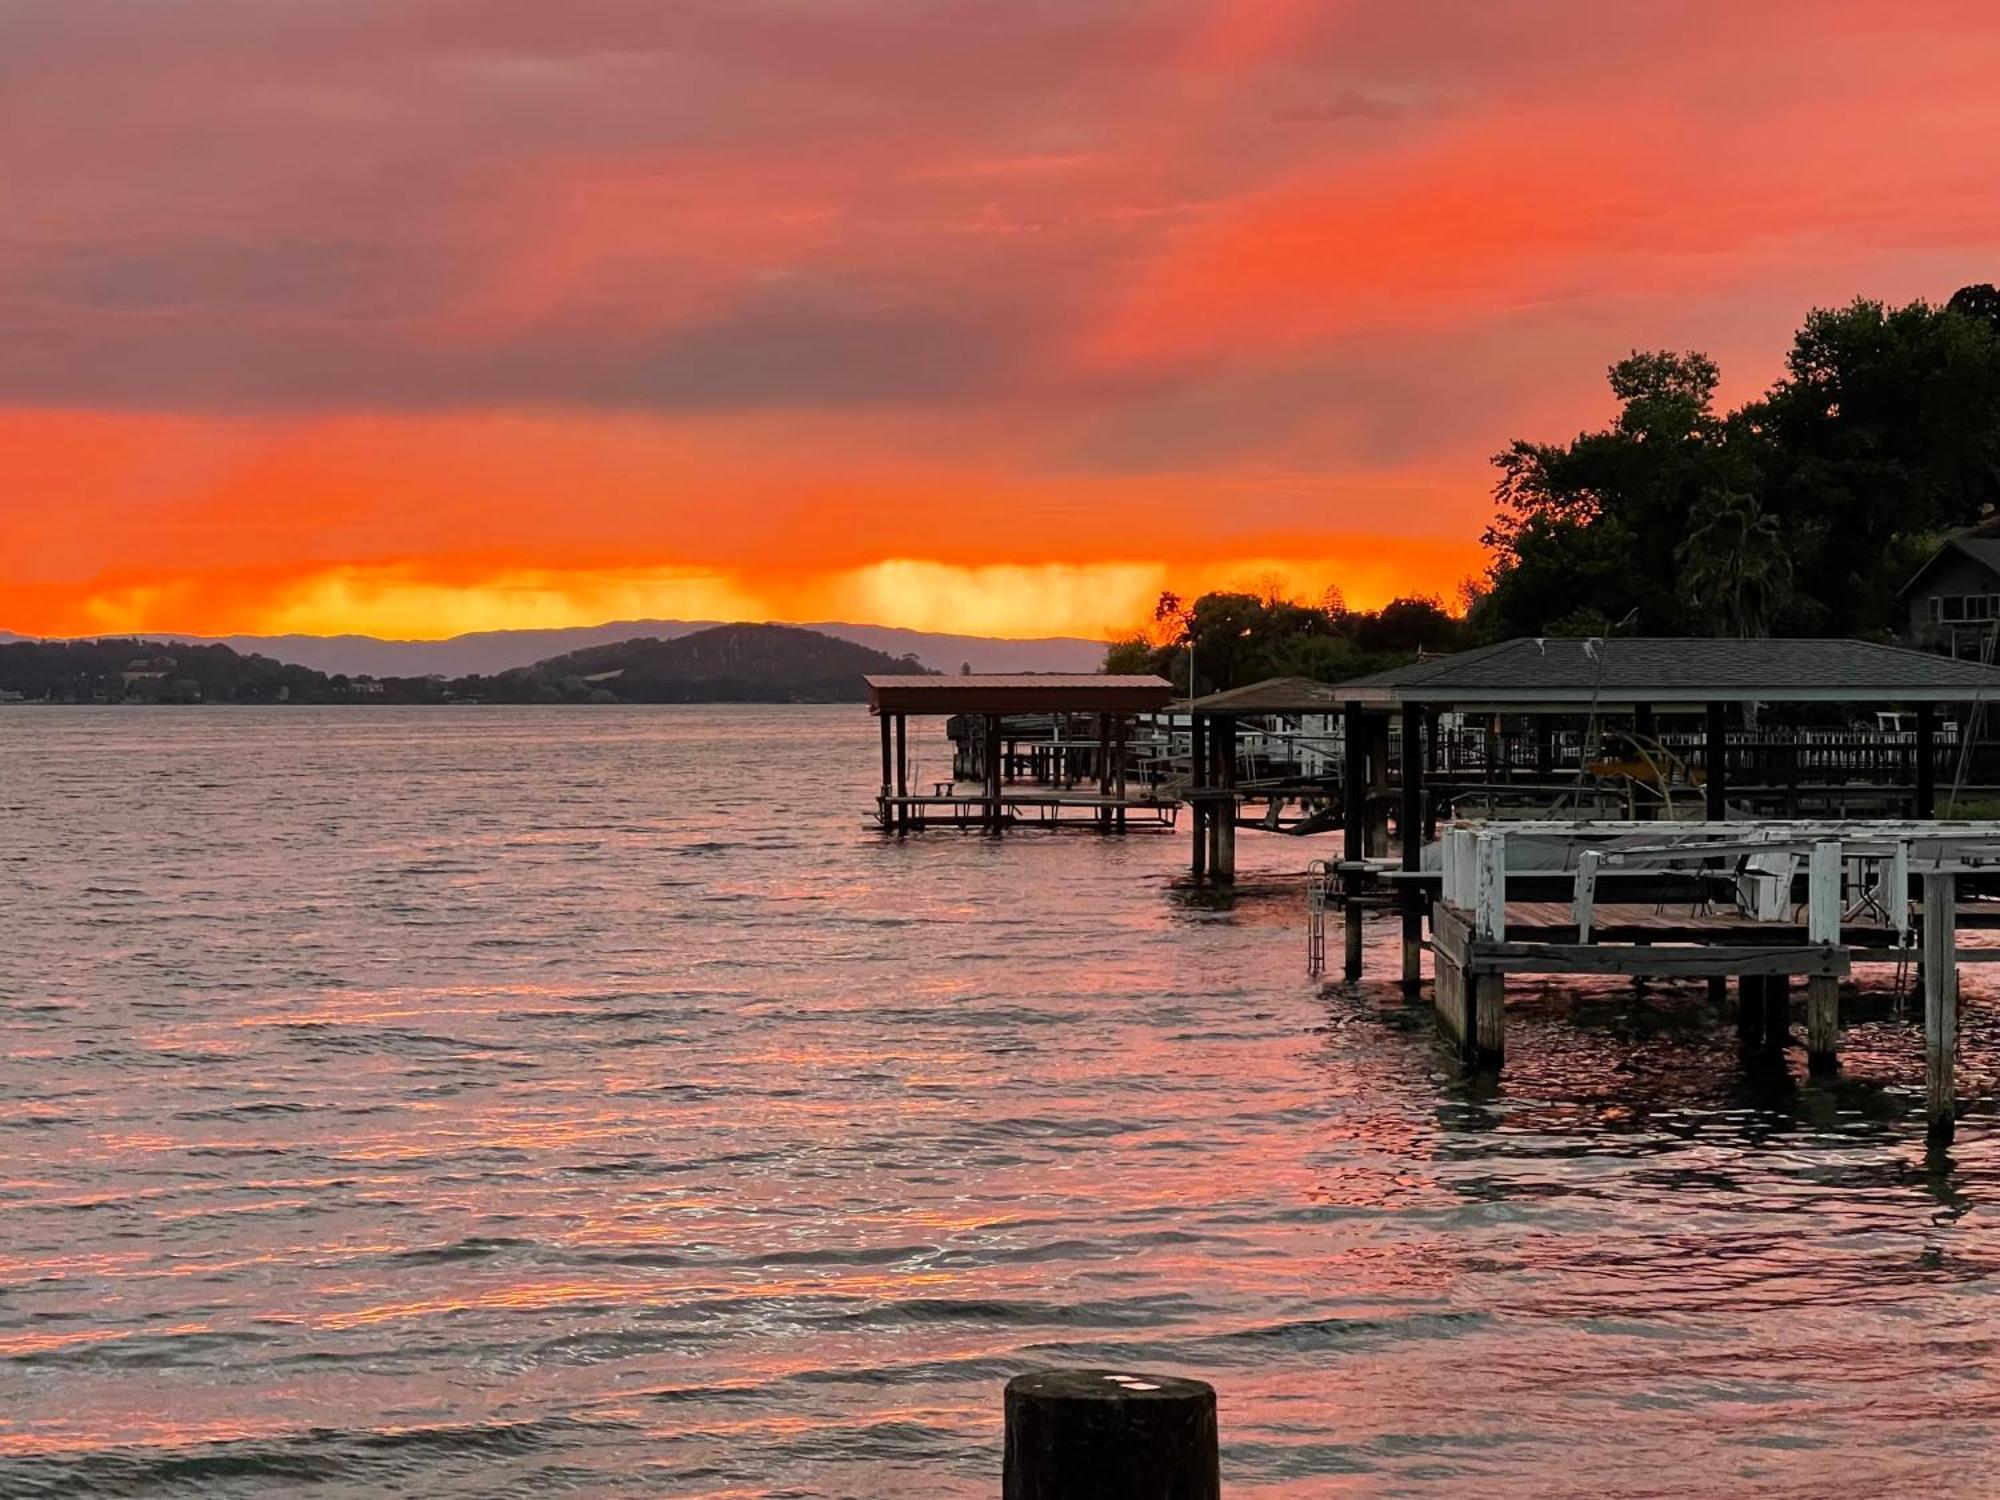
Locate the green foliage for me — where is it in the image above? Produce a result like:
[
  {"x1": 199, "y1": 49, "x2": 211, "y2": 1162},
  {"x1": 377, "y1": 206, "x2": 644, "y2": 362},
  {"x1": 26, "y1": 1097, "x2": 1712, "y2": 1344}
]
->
[
  {"x1": 1477, "y1": 288, "x2": 2000, "y2": 639},
  {"x1": 1107, "y1": 590, "x2": 1465, "y2": 692}
]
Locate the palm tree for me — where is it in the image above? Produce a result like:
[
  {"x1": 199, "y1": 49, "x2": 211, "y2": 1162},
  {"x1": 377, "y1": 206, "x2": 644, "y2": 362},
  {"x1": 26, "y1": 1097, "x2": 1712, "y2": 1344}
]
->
[{"x1": 1675, "y1": 488, "x2": 1793, "y2": 638}]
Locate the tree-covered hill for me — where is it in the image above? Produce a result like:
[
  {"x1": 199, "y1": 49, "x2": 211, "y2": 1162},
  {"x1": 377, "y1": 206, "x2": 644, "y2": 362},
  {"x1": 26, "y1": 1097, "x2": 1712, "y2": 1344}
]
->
[
  {"x1": 531, "y1": 623, "x2": 930, "y2": 702},
  {"x1": 0, "y1": 625, "x2": 935, "y2": 704}
]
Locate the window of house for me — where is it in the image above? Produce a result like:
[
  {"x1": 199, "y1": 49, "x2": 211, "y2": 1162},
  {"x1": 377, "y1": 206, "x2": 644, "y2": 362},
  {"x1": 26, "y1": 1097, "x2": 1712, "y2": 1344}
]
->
[{"x1": 1932, "y1": 594, "x2": 2000, "y2": 623}]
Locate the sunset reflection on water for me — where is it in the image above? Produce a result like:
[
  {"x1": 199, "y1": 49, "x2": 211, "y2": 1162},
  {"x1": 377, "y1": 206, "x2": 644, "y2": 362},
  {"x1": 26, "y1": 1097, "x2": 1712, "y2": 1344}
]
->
[{"x1": 2, "y1": 706, "x2": 1996, "y2": 1496}]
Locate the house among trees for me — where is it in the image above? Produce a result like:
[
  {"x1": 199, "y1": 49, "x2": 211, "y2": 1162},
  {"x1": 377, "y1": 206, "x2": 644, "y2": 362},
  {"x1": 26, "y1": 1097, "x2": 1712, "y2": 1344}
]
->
[
  {"x1": 1900, "y1": 520, "x2": 2000, "y2": 656},
  {"x1": 120, "y1": 655, "x2": 177, "y2": 687}
]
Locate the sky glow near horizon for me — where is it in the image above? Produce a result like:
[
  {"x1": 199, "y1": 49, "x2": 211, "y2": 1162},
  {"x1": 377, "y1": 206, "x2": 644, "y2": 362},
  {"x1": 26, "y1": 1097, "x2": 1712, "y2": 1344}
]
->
[{"x1": 8, "y1": 2, "x2": 2000, "y2": 640}]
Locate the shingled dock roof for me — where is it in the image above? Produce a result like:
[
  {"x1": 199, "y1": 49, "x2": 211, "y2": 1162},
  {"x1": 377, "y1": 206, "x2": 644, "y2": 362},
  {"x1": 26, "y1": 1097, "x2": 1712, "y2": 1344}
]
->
[
  {"x1": 1185, "y1": 676, "x2": 1346, "y2": 714},
  {"x1": 1325, "y1": 637, "x2": 2000, "y2": 708},
  {"x1": 865, "y1": 674, "x2": 1173, "y2": 715}
]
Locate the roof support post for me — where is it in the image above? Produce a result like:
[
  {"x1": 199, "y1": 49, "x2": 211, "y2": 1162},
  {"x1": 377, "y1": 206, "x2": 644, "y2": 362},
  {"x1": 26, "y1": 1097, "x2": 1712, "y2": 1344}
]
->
[
  {"x1": 1096, "y1": 713, "x2": 1113, "y2": 831},
  {"x1": 1704, "y1": 701, "x2": 1728, "y2": 822},
  {"x1": 1190, "y1": 713, "x2": 1208, "y2": 881},
  {"x1": 1211, "y1": 716, "x2": 1237, "y2": 883},
  {"x1": 1114, "y1": 715, "x2": 1128, "y2": 832},
  {"x1": 1916, "y1": 701, "x2": 1937, "y2": 818},
  {"x1": 1401, "y1": 701, "x2": 1425, "y2": 990},
  {"x1": 1342, "y1": 702, "x2": 1365, "y2": 863},
  {"x1": 878, "y1": 712, "x2": 893, "y2": 832},
  {"x1": 983, "y1": 713, "x2": 1002, "y2": 833},
  {"x1": 894, "y1": 713, "x2": 909, "y2": 832}
]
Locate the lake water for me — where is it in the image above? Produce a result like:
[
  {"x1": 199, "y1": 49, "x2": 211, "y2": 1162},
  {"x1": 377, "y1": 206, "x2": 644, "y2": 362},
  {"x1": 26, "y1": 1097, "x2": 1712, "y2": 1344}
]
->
[{"x1": 2, "y1": 706, "x2": 1996, "y2": 1497}]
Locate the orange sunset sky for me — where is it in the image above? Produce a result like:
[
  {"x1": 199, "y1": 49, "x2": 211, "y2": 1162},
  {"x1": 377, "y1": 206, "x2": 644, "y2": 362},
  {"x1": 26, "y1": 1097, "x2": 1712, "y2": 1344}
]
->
[{"x1": 9, "y1": 2, "x2": 2000, "y2": 641}]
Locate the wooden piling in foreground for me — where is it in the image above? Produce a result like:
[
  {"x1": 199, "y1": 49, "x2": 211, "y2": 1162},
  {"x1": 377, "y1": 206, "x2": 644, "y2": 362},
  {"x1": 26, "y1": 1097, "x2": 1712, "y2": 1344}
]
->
[
  {"x1": 1003, "y1": 1370, "x2": 1219, "y2": 1500},
  {"x1": 1924, "y1": 871, "x2": 1957, "y2": 1145}
]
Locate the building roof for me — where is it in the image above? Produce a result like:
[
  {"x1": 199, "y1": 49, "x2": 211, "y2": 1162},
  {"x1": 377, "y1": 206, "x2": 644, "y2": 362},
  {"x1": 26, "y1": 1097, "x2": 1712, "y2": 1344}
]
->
[
  {"x1": 865, "y1": 673, "x2": 1173, "y2": 715},
  {"x1": 1186, "y1": 676, "x2": 1346, "y2": 714},
  {"x1": 1324, "y1": 637, "x2": 2000, "y2": 708},
  {"x1": 1898, "y1": 534, "x2": 2000, "y2": 598}
]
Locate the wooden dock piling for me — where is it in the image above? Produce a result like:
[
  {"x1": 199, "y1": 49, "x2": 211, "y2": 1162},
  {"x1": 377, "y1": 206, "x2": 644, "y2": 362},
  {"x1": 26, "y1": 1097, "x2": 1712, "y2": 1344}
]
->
[
  {"x1": 1209, "y1": 716, "x2": 1237, "y2": 882},
  {"x1": 983, "y1": 714, "x2": 1003, "y2": 831},
  {"x1": 1399, "y1": 702, "x2": 1425, "y2": 990},
  {"x1": 1806, "y1": 840, "x2": 1841, "y2": 1072},
  {"x1": 1737, "y1": 975, "x2": 1766, "y2": 1048},
  {"x1": 1764, "y1": 973, "x2": 1793, "y2": 1053},
  {"x1": 1924, "y1": 870, "x2": 1957, "y2": 1145},
  {"x1": 894, "y1": 713, "x2": 909, "y2": 832},
  {"x1": 1431, "y1": 828, "x2": 1505, "y2": 1064},
  {"x1": 1003, "y1": 1369, "x2": 1219, "y2": 1500}
]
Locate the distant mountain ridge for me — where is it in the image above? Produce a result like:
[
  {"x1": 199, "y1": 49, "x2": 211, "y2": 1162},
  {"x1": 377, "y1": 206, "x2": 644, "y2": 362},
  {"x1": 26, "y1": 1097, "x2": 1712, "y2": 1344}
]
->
[
  {"x1": 0, "y1": 623, "x2": 936, "y2": 704},
  {"x1": 0, "y1": 620, "x2": 1107, "y2": 677}
]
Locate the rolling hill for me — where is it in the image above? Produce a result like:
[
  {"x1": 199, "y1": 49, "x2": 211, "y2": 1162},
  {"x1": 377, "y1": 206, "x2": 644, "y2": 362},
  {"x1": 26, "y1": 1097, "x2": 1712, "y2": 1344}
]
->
[
  {"x1": 531, "y1": 624, "x2": 933, "y2": 702},
  {"x1": 0, "y1": 620, "x2": 1106, "y2": 677}
]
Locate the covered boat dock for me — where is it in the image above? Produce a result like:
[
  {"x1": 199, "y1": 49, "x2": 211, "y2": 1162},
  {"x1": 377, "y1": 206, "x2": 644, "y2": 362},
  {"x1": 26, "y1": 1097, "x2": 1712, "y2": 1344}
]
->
[
  {"x1": 865, "y1": 673, "x2": 1175, "y2": 833},
  {"x1": 1319, "y1": 636, "x2": 2000, "y2": 1143}
]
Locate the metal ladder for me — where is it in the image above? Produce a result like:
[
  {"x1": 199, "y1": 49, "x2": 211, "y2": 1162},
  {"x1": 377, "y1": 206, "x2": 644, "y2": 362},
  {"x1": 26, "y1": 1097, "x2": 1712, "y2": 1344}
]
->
[{"x1": 1306, "y1": 860, "x2": 1333, "y2": 976}]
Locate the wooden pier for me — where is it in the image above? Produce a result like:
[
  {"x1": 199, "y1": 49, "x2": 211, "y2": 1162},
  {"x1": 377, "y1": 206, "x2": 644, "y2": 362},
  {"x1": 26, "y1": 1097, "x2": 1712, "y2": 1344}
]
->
[
  {"x1": 1278, "y1": 639, "x2": 2000, "y2": 1146},
  {"x1": 1397, "y1": 822, "x2": 1997, "y2": 1144},
  {"x1": 864, "y1": 673, "x2": 1176, "y2": 834}
]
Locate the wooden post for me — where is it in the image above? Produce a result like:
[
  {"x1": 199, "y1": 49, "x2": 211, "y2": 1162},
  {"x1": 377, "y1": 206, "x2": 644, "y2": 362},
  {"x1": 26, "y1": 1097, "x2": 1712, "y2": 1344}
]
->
[
  {"x1": 878, "y1": 711, "x2": 893, "y2": 829},
  {"x1": 1764, "y1": 973, "x2": 1792, "y2": 1053},
  {"x1": 1916, "y1": 702, "x2": 1937, "y2": 818},
  {"x1": 984, "y1": 713, "x2": 1003, "y2": 832},
  {"x1": 1213, "y1": 717, "x2": 1237, "y2": 882},
  {"x1": 895, "y1": 713, "x2": 910, "y2": 831},
  {"x1": 1470, "y1": 830, "x2": 1506, "y2": 1063},
  {"x1": 1924, "y1": 870, "x2": 1957, "y2": 1145},
  {"x1": 1633, "y1": 703, "x2": 1657, "y2": 821},
  {"x1": 1003, "y1": 1369, "x2": 1219, "y2": 1500},
  {"x1": 1737, "y1": 974, "x2": 1765, "y2": 1048},
  {"x1": 1096, "y1": 713, "x2": 1113, "y2": 829},
  {"x1": 1190, "y1": 713, "x2": 1208, "y2": 881},
  {"x1": 1432, "y1": 901, "x2": 1470, "y2": 1051},
  {"x1": 1366, "y1": 714, "x2": 1392, "y2": 857},
  {"x1": 1807, "y1": 840, "x2": 1841, "y2": 1073},
  {"x1": 1421, "y1": 706, "x2": 1439, "y2": 841},
  {"x1": 1342, "y1": 702, "x2": 1365, "y2": 978},
  {"x1": 1400, "y1": 702, "x2": 1426, "y2": 989},
  {"x1": 1705, "y1": 701, "x2": 1728, "y2": 821},
  {"x1": 1572, "y1": 849, "x2": 1602, "y2": 942},
  {"x1": 1114, "y1": 716, "x2": 1128, "y2": 831}
]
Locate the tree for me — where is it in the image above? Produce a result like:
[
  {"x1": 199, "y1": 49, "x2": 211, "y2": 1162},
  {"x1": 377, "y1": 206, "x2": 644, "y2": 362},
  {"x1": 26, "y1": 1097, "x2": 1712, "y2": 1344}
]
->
[
  {"x1": 1477, "y1": 350, "x2": 1754, "y2": 637},
  {"x1": 1475, "y1": 289, "x2": 2000, "y2": 641},
  {"x1": 1755, "y1": 295, "x2": 2000, "y2": 632},
  {"x1": 1101, "y1": 587, "x2": 1461, "y2": 688},
  {"x1": 1675, "y1": 488, "x2": 1793, "y2": 638}
]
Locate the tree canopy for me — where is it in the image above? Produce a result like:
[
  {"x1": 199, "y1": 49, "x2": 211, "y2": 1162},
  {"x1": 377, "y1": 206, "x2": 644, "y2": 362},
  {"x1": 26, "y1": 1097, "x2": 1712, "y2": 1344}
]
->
[
  {"x1": 1475, "y1": 288, "x2": 2000, "y2": 639},
  {"x1": 1104, "y1": 590, "x2": 1464, "y2": 695}
]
